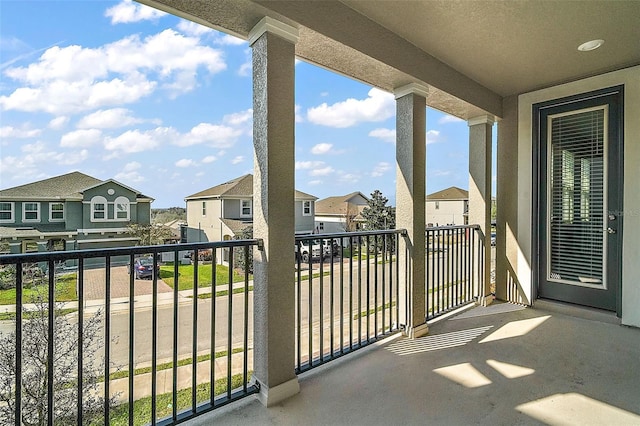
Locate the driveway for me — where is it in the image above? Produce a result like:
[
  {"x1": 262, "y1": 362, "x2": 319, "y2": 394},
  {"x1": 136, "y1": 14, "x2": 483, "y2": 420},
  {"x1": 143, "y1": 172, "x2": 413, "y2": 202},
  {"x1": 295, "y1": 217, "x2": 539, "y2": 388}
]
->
[{"x1": 83, "y1": 266, "x2": 172, "y2": 300}]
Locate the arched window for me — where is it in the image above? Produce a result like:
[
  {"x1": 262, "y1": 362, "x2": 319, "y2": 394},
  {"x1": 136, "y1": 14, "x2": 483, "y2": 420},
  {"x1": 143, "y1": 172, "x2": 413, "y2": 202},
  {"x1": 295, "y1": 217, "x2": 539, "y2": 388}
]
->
[
  {"x1": 91, "y1": 196, "x2": 107, "y2": 221},
  {"x1": 114, "y1": 196, "x2": 130, "y2": 221}
]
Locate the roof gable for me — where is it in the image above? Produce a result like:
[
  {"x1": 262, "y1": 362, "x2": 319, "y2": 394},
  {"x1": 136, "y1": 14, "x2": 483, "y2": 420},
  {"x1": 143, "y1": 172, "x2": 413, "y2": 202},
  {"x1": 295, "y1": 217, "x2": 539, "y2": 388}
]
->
[
  {"x1": 0, "y1": 171, "x2": 102, "y2": 199},
  {"x1": 316, "y1": 192, "x2": 370, "y2": 215},
  {"x1": 185, "y1": 174, "x2": 317, "y2": 200},
  {"x1": 427, "y1": 186, "x2": 469, "y2": 201}
]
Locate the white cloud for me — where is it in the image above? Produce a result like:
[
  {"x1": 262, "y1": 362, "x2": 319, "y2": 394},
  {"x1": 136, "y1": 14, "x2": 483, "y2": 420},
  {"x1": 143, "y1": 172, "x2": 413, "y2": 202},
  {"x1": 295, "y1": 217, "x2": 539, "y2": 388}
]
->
[
  {"x1": 176, "y1": 20, "x2": 213, "y2": 37},
  {"x1": 306, "y1": 88, "x2": 395, "y2": 128},
  {"x1": 0, "y1": 125, "x2": 41, "y2": 138},
  {"x1": 308, "y1": 180, "x2": 323, "y2": 185},
  {"x1": 439, "y1": 114, "x2": 464, "y2": 124},
  {"x1": 0, "y1": 141, "x2": 89, "y2": 177},
  {"x1": 237, "y1": 48, "x2": 252, "y2": 77},
  {"x1": 295, "y1": 161, "x2": 325, "y2": 170},
  {"x1": 60, "y1": 128, "x2": 103, "y2": 148},
  {"x1": 175, "y1": 158, "x2": 196, "y2": 168},
  {"x1": 174, "y1": 123, "x2": 243, "y2": 148},
  {"x1": 309, "y1": 166, "x2": 334, "y2": 177},
  {"x1": 0, "y1": 30, "x2": 226, "y2": 114},
  {"x1": 115, "y1": 161, "x2": 145, "y2": 183},
  {"x1": 217, "y1": 34, "x2": 246, "y2": 46},
  {"x1": 223, "y1": 109, "x2": 252, "y2": 126},
  {"x1": 48, "y1": 116, "x2": 69, "y2": 130},
  {"x1": 59, "y1": 149, "x2": 90, "y2": 165},
  {"x1": 231, "y1": 156, "x2": 244, "y2": 164},
  {"x1": 369, "y1": 128, "x2": 396, "y2": 143},
  {"x1": 371, "y1": 162, "x2": 391, "y2": 177},
  {"x1": 105, "y1": 0, "x2": 167, "y2": 24},
  {"x1": 311, "y1": 143, "x2": 334, "y2": 155},
  {"x1": 202, "y1": 155, "x2": 216, "y2": 163},
  {"x1": 77, "y1": 108, "x2": 143, "y2": 129},
  {"x1": 338, "y1": 172, "x2": 361, "y2": 183},
  {"x1": 427, "y1": 129, "x2": 441, "y2": 144},
  {"x1": 104, "y1": 127, "x2": 170, "y2": 154},
  {"x1": 295, "y1": 105, "x2": 304, "y2": 123}
]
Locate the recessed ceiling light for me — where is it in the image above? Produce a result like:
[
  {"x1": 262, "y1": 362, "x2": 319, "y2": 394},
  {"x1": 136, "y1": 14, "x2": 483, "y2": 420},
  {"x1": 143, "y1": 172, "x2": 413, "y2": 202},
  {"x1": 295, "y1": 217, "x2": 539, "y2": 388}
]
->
[{"x1": 578, "y1": 39, "x2": 604, "y2": 52}]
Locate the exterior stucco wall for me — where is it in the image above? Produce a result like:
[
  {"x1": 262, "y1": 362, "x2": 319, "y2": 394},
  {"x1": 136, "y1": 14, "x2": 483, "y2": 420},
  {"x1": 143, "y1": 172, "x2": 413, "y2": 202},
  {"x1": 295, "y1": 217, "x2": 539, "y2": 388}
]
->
[
  {"x1": 516, "y1": 65, "x2": 640, "y2": 327},
  {"x1": 186, "y1": 199, "x2": 223, "y2": 242},
  {"x1": 426, "y1": 200, "x2": 467, "y2": 226},
  {"x1": 294, "y1": 200, "x2": 314, "y2": 233}
]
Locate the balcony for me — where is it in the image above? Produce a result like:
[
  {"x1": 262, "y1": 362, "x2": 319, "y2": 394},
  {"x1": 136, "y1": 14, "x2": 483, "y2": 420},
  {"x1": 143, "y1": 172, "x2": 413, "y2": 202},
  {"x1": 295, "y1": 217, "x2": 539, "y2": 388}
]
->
[
  {"x1": 189, "y1": 300, "x2": 640, "y2": 425},
  {"x1": 0, "y1": 226, "x2": 488, "y2": 425}
]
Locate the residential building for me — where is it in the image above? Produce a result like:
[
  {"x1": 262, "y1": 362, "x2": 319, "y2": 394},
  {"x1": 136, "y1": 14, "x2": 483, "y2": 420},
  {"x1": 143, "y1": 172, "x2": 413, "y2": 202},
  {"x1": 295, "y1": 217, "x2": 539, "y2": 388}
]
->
[
  {"x1": 314, "y1": 192, "x2": 369, "y2": 234},
  {"x1": 184, "y1": 174, "x2": 317, "y2": 243},
  {"x1": 426, "y1": 186, "x2": 468, "y2": 226},
  {"x1": 0, "y1": 171, "x2": 153, "y2": 254}
]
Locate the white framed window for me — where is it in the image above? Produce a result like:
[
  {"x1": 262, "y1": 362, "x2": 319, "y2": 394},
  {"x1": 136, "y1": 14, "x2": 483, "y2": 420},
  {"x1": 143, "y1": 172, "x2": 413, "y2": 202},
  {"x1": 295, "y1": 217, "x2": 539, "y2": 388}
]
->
[
  {"x1": 22, "y1": 202, "x2": 40, "y2": 222},
  {"x1": 91, "y1": 196, "x2": 107, "y2": 221},
  {"x1": 49, "y1": 202, "x2": 64, "y2": 221},
  {"x1": 435, "y1": 201, "x2": 440, "y2": 210},
  {"x1": 202, "y1": 201, "x2": 207, "y2": 216},
  {"x1": 319, "y1": 222, "x2": 324, "y2": 231},
  {"x1": 114, "y1": 196, "x2": 130, "y2": 221},
  {"x1": 241, "y1": 199, "x2": 252, "y2": 217},
  {"x1": 0, "y1": 202, "x2": 14, "y2": 223},
  {"x1": 302, "y1": 200, "x2": 312, "y2": 216}
]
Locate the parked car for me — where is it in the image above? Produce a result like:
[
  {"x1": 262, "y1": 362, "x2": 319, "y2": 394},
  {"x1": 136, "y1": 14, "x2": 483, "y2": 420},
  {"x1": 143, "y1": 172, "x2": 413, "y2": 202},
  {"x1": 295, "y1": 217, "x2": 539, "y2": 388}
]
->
[
  {"x1": 491, "y1": 232, "x2": 496, "y2": 246},
  {"x1": 128, "y1": 256, "x2": 159, "y2": 280},
  {"x1": 296, "y1": 238, "x2": 340, "y2": 262}
]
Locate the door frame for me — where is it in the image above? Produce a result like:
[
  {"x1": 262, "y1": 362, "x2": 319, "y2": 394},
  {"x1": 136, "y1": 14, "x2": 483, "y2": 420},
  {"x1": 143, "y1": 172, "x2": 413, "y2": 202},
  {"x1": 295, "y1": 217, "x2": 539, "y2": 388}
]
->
[{"x1": 532, "y1": 85, "x2": 624, "y2": 316}]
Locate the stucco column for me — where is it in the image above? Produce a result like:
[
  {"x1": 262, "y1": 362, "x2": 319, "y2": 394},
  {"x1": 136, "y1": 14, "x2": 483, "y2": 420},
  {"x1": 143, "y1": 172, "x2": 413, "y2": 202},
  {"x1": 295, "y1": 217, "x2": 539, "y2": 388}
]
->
[
  {"x1": 394, "y1": 83, "x2": 428, "y2": 339},
  {"x1": 249, "y1": 17, "x2": 299, "y2": 406},
  {"x1": 468, "y1": 115, "x2": 495, "y2": 305}
]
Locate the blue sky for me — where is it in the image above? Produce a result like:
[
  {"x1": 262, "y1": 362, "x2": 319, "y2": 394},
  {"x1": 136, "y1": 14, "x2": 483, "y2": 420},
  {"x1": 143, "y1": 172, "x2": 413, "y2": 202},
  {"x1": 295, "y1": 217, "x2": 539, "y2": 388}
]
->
[{"x1": 0, "y1": 0, "x2": 488, "y2": 208}]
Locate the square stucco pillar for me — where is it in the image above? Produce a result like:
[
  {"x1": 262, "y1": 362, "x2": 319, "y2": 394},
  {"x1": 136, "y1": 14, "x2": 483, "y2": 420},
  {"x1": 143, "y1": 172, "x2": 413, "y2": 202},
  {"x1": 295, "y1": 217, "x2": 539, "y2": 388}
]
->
[
  {"x1": 468, "y1": 115, "x2": 495, "y2": 305},
  {"x1": 249, "y1": 17, "x2": 299, "y2": 407},
  {"x1": 395, "y1": 84, "x2": 428, "y2": 339}
]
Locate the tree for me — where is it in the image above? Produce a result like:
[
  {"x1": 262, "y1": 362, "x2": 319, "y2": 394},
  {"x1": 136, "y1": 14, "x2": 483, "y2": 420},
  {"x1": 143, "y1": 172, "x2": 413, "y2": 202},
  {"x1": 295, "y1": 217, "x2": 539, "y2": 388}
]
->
[
  {"x1": 0, "y1": 289, "x2": 113, "y2": 425},
  {"x1": 342, "y1": 203, "x2": 359, "y2": 233},
  {"x1": 126, "y1": 223, "x2": 175, "y2": 246},
  {"x1": 361, "y1": 190, "x2": 395, "y2": 231},
  {"x1": 361, "y1": 190, "x2": 396, "y2": 253},
  {"x1": 233, "y1": 225, "x2": 254, "y2": 274}
]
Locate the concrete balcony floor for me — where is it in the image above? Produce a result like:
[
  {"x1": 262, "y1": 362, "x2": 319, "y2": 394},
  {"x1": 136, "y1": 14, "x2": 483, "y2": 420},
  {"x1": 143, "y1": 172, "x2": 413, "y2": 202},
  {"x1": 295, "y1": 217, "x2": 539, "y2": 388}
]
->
[{"x1": 187, "y1": 302, "x2": 640, "y2": 425}]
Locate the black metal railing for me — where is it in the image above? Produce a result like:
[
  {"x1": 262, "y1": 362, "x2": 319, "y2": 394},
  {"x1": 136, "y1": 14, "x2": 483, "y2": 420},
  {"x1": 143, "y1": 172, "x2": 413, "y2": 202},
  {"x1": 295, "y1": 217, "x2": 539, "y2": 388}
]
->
[
  {"x1": 0, "y1": 240, "x2": 259, "y2": 426},
  {"x1": 426, "y1": 225, "x2": 485, "y2": 319},
  {"x1": 294, "y1": 230, "x2": 405, "y2": 373}
]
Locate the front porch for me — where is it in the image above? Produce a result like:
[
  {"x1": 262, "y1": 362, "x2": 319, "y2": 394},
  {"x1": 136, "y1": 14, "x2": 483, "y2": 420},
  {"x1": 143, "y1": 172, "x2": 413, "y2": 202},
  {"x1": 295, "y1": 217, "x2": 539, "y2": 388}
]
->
[{"x1": 189, "y1": 301, "x2": 640, "y2": 425}]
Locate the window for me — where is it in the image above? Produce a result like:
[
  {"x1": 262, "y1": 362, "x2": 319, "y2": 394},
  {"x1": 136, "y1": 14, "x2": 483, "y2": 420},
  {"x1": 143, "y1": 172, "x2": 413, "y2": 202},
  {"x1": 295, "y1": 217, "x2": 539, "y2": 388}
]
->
[
  {"x1": 115, "y1": 196, "x2": 130, "y2": 220},
  {"x1": 23, "y1": 202, "x2": 40, "y2": 222},
  {"x1": 0, "y1": 202, "x2": 14, "y2": 223},
  {"x1": 319, "y1": 222, "x2": 324, "y2": 231},
  {"x1": 91, "y1": 196, "x2": 107, "y2": 221},
  {"x1": 241, "y1": 199, "x2": 252, "y2": 217},
  {"x1": 303, "y1": 200, "x2": 312, "y2": 216},
  {"x1": 202, "y1": 201, "x2": 207, "y2": 216},
  {"x1": 49, "y1": 202, "x2": 64, "y2": 221},
  {"x1": 435, "y1": 201, "x2": 440, "y2": 210}
]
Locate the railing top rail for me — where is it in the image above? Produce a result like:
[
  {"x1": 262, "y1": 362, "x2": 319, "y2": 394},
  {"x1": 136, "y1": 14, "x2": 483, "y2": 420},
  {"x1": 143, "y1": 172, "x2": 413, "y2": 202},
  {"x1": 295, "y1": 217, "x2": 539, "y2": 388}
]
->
[
  {"x1": 295, "y1": 229, "x2": 406, "y2": 241},
  {"x1": 0, "y1": 239, "x2": 262, "y2": 265},
  {"x1": 426, "y1": 224, "x2": 481, "y2": 231}
]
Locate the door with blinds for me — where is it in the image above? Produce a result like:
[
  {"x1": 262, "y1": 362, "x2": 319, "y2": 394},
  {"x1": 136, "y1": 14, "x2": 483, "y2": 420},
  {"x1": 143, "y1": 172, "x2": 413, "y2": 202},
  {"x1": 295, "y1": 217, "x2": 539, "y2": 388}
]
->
[{"x1": 537, "y1": 88, "x2": 622, "y2": 312}]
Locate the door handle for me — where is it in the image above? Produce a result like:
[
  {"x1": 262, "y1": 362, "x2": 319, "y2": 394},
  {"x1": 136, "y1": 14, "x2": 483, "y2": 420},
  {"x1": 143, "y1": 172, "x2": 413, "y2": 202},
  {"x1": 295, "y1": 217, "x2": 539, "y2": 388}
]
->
[{"x1": 604, "y1": 227, "x2": 616, "y2": 234}]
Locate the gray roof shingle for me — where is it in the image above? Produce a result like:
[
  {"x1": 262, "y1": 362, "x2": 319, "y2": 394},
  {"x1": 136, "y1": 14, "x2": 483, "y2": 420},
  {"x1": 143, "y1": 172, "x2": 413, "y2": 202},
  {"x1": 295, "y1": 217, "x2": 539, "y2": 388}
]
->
[{"x1": 185, "y1": 174, "x2": 317, "y2": 200}]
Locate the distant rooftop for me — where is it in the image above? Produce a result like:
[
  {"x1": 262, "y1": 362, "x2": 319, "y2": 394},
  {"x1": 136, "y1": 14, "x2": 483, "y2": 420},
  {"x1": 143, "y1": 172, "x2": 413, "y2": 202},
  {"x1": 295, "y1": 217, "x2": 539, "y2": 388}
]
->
[{"x1": 427, "y1": 186, "x2": 469, "y2": 201}]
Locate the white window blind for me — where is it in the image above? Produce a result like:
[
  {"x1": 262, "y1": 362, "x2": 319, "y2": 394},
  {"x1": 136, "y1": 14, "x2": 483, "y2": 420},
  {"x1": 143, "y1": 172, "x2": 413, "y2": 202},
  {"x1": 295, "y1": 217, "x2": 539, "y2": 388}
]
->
[{"x1": 548, "y1": 107, "x2": 605, "y2": 285}]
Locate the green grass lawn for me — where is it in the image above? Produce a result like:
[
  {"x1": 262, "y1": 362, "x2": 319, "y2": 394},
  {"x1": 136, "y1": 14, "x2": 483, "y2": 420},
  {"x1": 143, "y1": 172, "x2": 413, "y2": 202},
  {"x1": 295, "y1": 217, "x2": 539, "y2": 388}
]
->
[
  {"x1": 108, "y1": 372, "x2": 250, "y2": 426},
  {"x1": 159, "y1": 263, "x2": 248, "y2": 291},
  {"x1": 0, "y1": 273, "x2": 77, "y2": 305}
]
